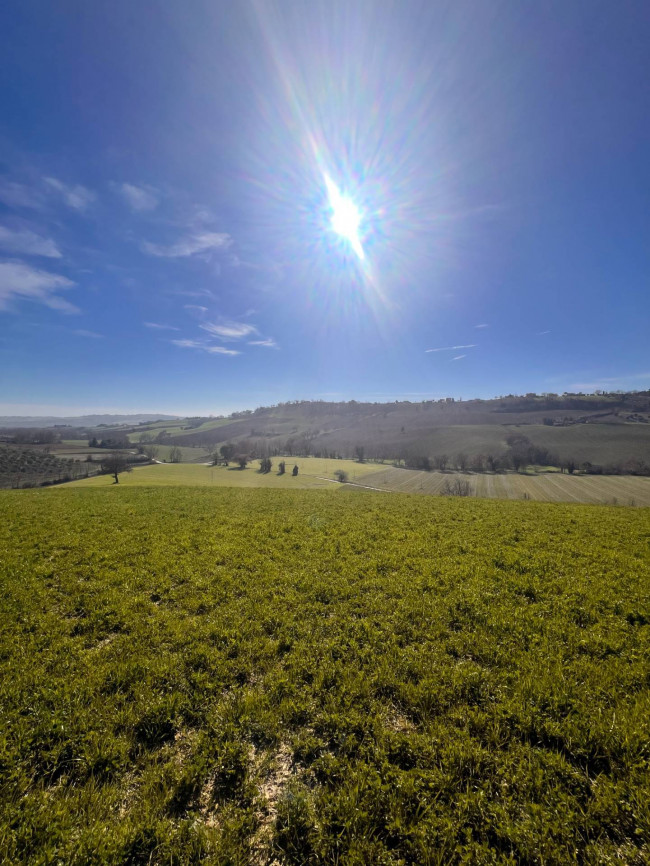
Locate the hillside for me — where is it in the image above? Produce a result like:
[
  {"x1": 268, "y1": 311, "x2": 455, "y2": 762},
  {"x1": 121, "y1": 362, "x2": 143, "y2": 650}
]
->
[
  {"x1": 0, "y1": 414, "x2": 178, "y2": 428},
  {"x1": 152, "y1": 393, "x2": 650, "y2": 467},
  {"x1": 1, "y1": 488, "x2": 648, "y2": 864}
]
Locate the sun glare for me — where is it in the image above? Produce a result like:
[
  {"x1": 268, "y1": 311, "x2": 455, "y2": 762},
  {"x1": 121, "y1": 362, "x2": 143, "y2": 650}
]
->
[{"x1": 325, "y1": 175, "x2": 364, "y2": 260}]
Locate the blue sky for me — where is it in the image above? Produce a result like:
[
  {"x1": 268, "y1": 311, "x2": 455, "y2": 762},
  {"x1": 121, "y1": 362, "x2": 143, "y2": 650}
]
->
[{"x1": 0, "y1": 0, "x2": 648, "y2": 416}]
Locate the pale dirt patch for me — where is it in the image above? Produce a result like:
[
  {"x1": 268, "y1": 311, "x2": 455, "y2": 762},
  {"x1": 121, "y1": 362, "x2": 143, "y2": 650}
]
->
[
  {"x1": 90, "y1": 634, "x2": 115, "y2": 651},
  {"x1": 198, "y1": 771, "x2": 221, "y2": 830},
  {"x1": 385, "y1": 706, "x2": 416, "y2": 733},
  {"x1": 250, "y1": 742, "x2": 295, "y2": 864},
  {"x1": 118, "y1": 772, "x2": 139, "y2": 818}
]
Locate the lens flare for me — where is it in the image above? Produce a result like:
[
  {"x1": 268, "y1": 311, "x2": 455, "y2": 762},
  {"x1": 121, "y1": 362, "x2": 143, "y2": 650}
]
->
[{"x1": 325, "y1": 175, "x2": 364, "y2": 260}]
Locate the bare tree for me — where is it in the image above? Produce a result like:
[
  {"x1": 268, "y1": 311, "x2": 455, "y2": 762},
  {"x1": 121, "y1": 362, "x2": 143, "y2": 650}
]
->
[
  {"x1": 236, "y1": 454, "x2": 249, "y2": 469},
  {"x1": 101, "y1": 451, "x2": 132, "y2": 484},
  {"x1": 169, "y1": 446, "x2": 182, "y2": 463},
  {"x1": 335, "y1": 469, "x2": 348, "y2": 483},
  {"x1": 433, "y1": 454, "x2": 449, "y2": 470},
  {"x1": 143, "y1": 444, "x2": 159, "y2": 461},
  {"x1": 354, "y1": 445, "x2": 365, "y2": 463},
  {"x1": 455, "y1": 452, "x2": 468, "y2": 471},
  {"x1": 441, "y1": 477, "x2": 472, "y2": 497}
]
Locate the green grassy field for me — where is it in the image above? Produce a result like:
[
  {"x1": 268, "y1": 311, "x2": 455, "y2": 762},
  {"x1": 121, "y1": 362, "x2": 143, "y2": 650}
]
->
[
  {"x1": 64, "y1": 458, "x2": 382, "y2": 490},
  {"x1": 62, "y1": 459, "x2": 650, "y2": 505},
  {"x1": 1, "y1": 489, "x2": 648, "y2": 864},
  {"x1": 129, "y1": 419, "x2": 233, "y2": 443}
]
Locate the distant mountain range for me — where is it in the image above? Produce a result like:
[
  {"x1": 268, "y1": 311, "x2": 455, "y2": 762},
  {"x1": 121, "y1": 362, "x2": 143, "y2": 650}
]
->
[{"x1": 0, "y1": 414, "x2": 180, "y2": 428}]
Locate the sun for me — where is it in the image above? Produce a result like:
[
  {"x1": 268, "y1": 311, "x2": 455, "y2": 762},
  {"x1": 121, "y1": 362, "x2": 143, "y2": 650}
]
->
[{"x1": 325, "y1": 175, "x2": 364, "y2": 260}]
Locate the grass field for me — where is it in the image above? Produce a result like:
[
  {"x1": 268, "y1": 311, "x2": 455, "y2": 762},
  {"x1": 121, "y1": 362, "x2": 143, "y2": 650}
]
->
[
  {"x1": 1, "y1": 489, "x2": 648, "y2": 864},
  {"x1": 62, "y1": 459, "x2": 650, "y2": 505},
  {"x1": 64, "y1": 458, "x2": 382, "y2": 490},
  {"x1": 129, "y1": 419, "x2": 233, "y2": 443}
]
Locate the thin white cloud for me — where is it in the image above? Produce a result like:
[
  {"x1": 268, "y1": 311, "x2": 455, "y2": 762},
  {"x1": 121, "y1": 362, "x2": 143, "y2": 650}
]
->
[
  {"x1": 44, "y1": 177, "x2": 95, "y2": 210},
  {"x1": 537, "y1": 330, "x2": 551, "y2": 335},
  {"x1": 171, "y1": 338, "x2": 240, "y2": 356},
  {"x1": 568, "y1": 373, "x2": 650, "y2": 391},
  {"x1": 184, "y1": 304, "x2": 208, "y2": 314},
  {"x1": 451, "y1": 355, "x2": 466, "y2": 361},
  {"x1": 201, "y1": 320, "x2": 258, "y2": 340},
  {"x1": 116, "y1": 182, "x2": 159, "y2": 212},
  {"x1": 248, "y1": 338, "x2": 279, "y2": 349},
  {"x1": 0, "y1": 226, "x2": 61, "y2": 258},
  {"x1": 425, "y1": 344, "x2": 477, "y2": 353},
  {"x1": 474, "y1": 323, "x2": 489, "y2": 329},
  {"x1": 142, "y1": 232, "x2": 232, "y2": 258},
  {"x1": 205, "y1": 345, "x2": 241, "y2": 356},
  {"x1": 73, "y1": 329, "x2": 103, "y2": 338},
  {"x1": 144, "y1": 321, "x2": 180, "y2": 331},
  {"x1": 0, "y1": 180, "x2": 44, "y2": 210},
  {"x1": 0, "y1": 261, "x2": 78, "y2": 313}
]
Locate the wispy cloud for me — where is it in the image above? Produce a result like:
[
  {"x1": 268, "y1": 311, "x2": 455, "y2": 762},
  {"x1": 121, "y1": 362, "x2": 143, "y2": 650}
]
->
[
  {"x1": 116, "y1": 182, "x2": 159, "y2": 212},
  {"x1": 0, "y1": 179, "x2": 44, "y2": 210},
  {"x1": 568, "y1": 372, "x2": 650, "y2": 391},
  {"x1": 425, "y1": 344, "x2": 477, "y2": 353},
  {"x1": 248, "y1": 338, "x2": 279, "y2": 349},
  {"x1": 0, "y1": 261, "x2": 78, "y2": 313},
  {"x1": 44, "y1": 177, "x2": 95, "y2": 211},
  {"x1": 201, "y1": 320, "x2": 258, "y2": 340},
  {"x1": 537, "y1": 330, "x2": 551, "y2": 335},
  {"x1": 0, "y1": 226, "x2": 61, "y2": 258},
  {"x1": 72, "y1": 329, "x2": 103, "y2": 338},
  {"x1": 474, "y1": 323, "x2": 489, "y2": 329},
  {"x1": 451, "y1": 355, "x2": 466, "y2": 361},
  {"x1": 142, "y1": 232, "x2": 232, "y2": 258},
  {"x1": 144, "y1": 321, "x2": 180, "y2": 331},
  {"x1": 183, "y1": 304, "x2": 208, "y2": 315},
  {"x1": 171, "y1": 339, "x2": 240, "y2": 356}
]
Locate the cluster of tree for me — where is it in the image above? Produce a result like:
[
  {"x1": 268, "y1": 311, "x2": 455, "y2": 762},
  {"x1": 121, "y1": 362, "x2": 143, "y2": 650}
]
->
[
  {"x1": 2, "y1": 428, "x2": 62, "y2": 445},
  {"x1": 403, "y1": 447, "x2": 570, "y2": 474},
  {"x1": 88, "y1": 435, "x2": 130, "y2": 449},
  {"x1": 258, "y1": 457, "x2": 273, "y2": 473},
  {"x1": 504, "y1": 433, "x2": 560, "y2": 471},
  {"x1": 136, "y1": 441, "x2": 159, "y2": 460},
  {"x1": 583, "y1": 459, "x2": 650, "y2": 476},
  {"x1": 211, "y1": 444, "x2": 237, "y2": 466}
]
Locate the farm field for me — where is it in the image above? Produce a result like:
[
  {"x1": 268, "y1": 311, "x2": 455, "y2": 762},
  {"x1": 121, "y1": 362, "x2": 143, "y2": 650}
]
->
[
  {"x1": 361, "y1": 466, "x2": 650, "y2": 506},
  {"x1": 523, "y1": 423, "x2": 650, "y2": 465},
  {"x1": 1, "y1": 489, "x2": 648, "y2": 864},
  {"x1": 405, "y1": 422, "x2": 650, "y2": 465},
  {"x1": 62, "y1": 458, "x2": 650, "y2": 505},
  {"x1": 64, "y1": 457, "x2": 382, "y2": 490},
  {"x1": 129, "y1": 419, "x2": 233, "y2": 442}
]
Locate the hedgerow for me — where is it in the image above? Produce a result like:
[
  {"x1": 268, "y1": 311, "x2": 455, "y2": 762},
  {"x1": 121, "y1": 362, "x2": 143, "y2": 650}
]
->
[{"x1": 0, "y1": 488, "x2": 648, "y2": 864}]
